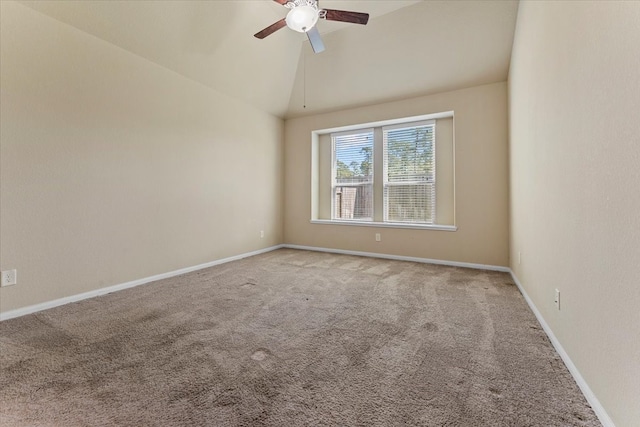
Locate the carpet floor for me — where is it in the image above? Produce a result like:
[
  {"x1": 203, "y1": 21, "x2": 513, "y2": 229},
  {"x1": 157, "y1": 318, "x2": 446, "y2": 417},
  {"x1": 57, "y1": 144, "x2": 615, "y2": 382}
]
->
[{"x1": 0, "y1": 249, "x2": 600, "y2": 426}]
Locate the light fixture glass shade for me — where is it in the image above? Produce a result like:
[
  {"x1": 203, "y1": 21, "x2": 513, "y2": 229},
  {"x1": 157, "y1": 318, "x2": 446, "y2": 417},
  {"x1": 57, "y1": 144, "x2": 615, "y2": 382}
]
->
[{"x1": 285, "y1": 5, "x2": 319, "y2": 33}]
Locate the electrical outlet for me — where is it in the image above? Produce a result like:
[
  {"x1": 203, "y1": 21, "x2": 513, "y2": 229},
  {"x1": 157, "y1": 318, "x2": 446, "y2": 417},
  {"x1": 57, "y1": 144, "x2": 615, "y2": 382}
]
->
[
  {"x1": 260, "y1": 230, "x2": 264, "y2": 238},
  {"x1": 375, "y1": 233, "x2": 381, "y2": 242},
  {"x1": 554, "y1": 289, "x2": 560, "y2": 310},
  {"x1": 1, "y1": 269, "x2": 17, "y2": 287}
]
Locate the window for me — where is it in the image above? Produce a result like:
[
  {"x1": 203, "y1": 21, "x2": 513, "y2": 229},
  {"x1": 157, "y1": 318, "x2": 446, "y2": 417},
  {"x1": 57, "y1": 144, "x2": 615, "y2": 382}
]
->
[
  {"x1": 383, "y1": 121, "x2": 435, "y2": 223},
  {"x1": 331, "y1": 121, "x2": 436, "y2": 224},
  {"x1": 331, "y1": 130, "x2": 374, "y2": 221},
  {"x1": 313, "y1": 112, "x2": 455, "y2": 230}
]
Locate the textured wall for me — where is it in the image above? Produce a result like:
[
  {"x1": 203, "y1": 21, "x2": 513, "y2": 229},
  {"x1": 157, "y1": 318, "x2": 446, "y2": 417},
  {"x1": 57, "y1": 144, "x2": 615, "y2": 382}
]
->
[
  {"x1": 284, "y1": 83, "x2": 509, "y2": 267},
  {"x1": 0, "y1": 2, "x2": 284, "y2": 313},
  {"x1": 509, "y1": 2, "x2": 640, "y2": 425}
]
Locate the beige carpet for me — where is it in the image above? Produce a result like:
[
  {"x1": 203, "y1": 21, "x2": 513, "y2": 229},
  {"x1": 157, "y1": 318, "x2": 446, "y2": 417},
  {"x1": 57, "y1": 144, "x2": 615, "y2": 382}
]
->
[{"x1": 0, "y1": 249, "x2": 600, "y2": 426}]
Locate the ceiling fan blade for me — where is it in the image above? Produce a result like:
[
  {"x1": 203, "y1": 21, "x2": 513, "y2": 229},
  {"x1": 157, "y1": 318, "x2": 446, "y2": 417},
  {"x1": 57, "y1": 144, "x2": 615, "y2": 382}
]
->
[
  {"x1": 306, "y1": 26, "x2": 325, "y2": 53},
  {"x1": 254, "y1": 18, "x2": 287, "y2": 39},
  {"x1": 323, "y1": 9, "x2": 369, "y2": 25}
]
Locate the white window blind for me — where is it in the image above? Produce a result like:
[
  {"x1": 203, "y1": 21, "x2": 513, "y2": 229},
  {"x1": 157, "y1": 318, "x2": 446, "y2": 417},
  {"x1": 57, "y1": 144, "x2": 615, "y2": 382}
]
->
[
  {"x1": 383, "y1": 121, "x2": 436, "y2": 223},
  {"x1": 331, "y1": 129, "x2": 374, "y2": 221}
]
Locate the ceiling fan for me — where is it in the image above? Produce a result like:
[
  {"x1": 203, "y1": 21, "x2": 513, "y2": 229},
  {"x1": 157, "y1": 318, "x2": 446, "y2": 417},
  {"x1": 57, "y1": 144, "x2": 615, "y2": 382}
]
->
[{"x1": 254, "y1": 0, "x2": 369, "y2": 54}]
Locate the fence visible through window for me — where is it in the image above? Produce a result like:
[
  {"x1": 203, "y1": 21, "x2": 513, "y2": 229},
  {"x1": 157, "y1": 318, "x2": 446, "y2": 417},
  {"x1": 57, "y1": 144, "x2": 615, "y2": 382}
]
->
[{"x1": 334, "y1": 180, "x2": 373, "y2": 220}]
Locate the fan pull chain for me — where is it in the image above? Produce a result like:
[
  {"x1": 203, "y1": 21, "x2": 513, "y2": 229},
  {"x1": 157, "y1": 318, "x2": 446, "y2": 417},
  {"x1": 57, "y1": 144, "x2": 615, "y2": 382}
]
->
[{"x1": 303, "y1": 47, "x2": 307, "y2": 109}]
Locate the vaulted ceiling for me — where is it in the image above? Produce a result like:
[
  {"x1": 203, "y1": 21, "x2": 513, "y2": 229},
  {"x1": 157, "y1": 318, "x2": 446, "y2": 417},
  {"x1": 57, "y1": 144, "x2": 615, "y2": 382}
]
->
[{"x1": 18, "y1": 0, "x2": 519, "y2": 119}]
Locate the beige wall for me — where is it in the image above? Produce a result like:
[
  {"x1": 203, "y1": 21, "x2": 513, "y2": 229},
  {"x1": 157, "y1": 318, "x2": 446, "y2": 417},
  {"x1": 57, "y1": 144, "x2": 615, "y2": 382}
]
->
[
  {"x1": 0, "y1": 2, "x2": 284, "y2": 313},
  {"x1": 509, "y1": 2, "x2": 640, "y2": 426},
  {"x1": 285, "y1": 82, "x2": 509, "y2": 266}
]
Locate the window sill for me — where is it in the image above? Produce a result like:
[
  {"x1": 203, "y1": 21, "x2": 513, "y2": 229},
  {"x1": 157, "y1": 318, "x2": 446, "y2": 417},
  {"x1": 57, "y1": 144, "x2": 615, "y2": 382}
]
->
[{"x1": 310, "y1": 219, "x2": 457, "y2": 232}]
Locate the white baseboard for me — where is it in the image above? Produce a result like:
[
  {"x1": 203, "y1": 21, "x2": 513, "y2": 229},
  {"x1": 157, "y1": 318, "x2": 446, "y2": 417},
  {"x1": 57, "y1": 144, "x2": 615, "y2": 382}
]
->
[
  {"x1": 282, "y1": 244, "x2": 511, "y2": 272},
  {"x1": 0, "y1": 245, "x2": 506, "y2": 321},
  {"x1": 509, "y1": 271, "x2": 615, "y2": 427},
  {"x1": 0, "y1": 245, "x2": 284, "y2": 321}
]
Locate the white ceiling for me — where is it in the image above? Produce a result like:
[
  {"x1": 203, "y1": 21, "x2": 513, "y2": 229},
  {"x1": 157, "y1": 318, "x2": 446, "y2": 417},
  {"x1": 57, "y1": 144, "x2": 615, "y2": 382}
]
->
[{"x1": 17, "y1": 0, "x2": 519, "y2": 119}]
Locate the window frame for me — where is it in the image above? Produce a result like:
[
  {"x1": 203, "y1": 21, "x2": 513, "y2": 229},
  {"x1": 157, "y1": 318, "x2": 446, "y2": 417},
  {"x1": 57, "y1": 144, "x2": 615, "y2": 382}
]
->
[
  {"x1": 330, "y1": 128, "x2": 374, "y2": 222},
  {"x1": 310, "y1": 111, "x2": 457, "y2": 232},
  {"x1": 382, "y1": 119, "x2": 436, "y2": 224}
]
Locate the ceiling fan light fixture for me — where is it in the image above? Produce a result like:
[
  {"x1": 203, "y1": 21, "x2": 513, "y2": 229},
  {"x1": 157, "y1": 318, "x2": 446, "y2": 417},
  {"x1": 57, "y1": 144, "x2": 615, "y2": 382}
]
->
[{"x1": 285, "y1": 5, "x2": 319, "y2": 33}]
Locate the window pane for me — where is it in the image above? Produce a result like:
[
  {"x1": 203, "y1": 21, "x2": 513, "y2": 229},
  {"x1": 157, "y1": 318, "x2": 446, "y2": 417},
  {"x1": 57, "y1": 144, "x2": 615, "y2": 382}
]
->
[
  {"x1": 384, "y1": 183, "x2": 435, "y2": 223},
  {"x1": 385, "y1": 126, "x2": 434, "y2": 182},
  {"x1": 334, "y1": 184, "x2": 373, "y2": 220},
  {"x1": 332, "y1": 131, "x2": 373, "y2": 220},
  {"x1": 383, "y1": 123, "x2": 436, "y2": 223}
]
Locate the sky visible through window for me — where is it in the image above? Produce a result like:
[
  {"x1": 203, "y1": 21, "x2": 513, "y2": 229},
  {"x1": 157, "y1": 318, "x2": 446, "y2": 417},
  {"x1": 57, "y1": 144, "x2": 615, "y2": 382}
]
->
[{"x1": 334, "y1": 132, "x2": 373, "y2": 179}]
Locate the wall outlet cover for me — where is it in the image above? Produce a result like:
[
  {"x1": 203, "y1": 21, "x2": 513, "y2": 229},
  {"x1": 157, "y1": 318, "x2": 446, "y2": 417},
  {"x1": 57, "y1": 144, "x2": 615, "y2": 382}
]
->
[{"x1": 1, "y1": 269, "x2": 17, "y2": 287}]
